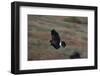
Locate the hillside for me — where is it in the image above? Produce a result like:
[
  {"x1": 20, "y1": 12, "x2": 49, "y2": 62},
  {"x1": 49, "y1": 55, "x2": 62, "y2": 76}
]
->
[{"x1": 28, "y1": 15, "x2": 88, "y2": 60}]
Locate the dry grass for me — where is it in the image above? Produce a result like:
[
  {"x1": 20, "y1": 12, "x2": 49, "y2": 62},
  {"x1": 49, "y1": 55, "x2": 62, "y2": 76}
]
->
[{"x1": 28, "y1": 15, "x2": 88, "y2": 61}]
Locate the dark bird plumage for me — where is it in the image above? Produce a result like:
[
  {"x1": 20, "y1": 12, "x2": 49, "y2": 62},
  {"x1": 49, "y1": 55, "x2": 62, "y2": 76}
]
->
[{"x1": 50, "y1": 29, "x2": 66, "y2": 49}]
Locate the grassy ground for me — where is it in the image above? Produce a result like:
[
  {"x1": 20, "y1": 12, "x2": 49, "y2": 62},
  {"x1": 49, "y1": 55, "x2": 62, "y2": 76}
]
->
[{"x1": 28, "y1": 15, "x2": 88, "y2": 61}]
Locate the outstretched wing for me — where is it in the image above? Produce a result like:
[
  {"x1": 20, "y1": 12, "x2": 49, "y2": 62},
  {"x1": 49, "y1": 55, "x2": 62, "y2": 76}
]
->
[
  {"x1": 50, "y1": 29, "x2": 60, "y2": 47},
  {"x1": 51, "y1": 29, "x2": 60, "y2": 43},
  {"x1": 50, "y1": 29, "x2": 66, "y2": 49}
]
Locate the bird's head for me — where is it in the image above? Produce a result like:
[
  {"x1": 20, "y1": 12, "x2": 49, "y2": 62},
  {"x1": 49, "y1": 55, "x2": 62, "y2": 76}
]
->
[{"x1": 61, "y1": 41, "x2": 66, "y2": 47}]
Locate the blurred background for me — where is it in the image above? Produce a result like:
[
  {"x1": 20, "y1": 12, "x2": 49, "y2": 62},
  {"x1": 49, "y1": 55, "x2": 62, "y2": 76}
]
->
[{"x1": 28, "y1": 15, "x2": 88, "y2": 60}]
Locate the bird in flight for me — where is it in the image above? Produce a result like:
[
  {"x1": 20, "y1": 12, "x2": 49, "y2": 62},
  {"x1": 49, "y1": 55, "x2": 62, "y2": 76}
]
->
[{"x1": 50, "y1": 29, "x2": 66, "y2": 49}]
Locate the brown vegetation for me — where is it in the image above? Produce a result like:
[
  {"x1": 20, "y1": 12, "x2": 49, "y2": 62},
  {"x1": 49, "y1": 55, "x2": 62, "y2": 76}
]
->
[{"x1": 28, "y1": 15, "x2": 88, "y2": 60}]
